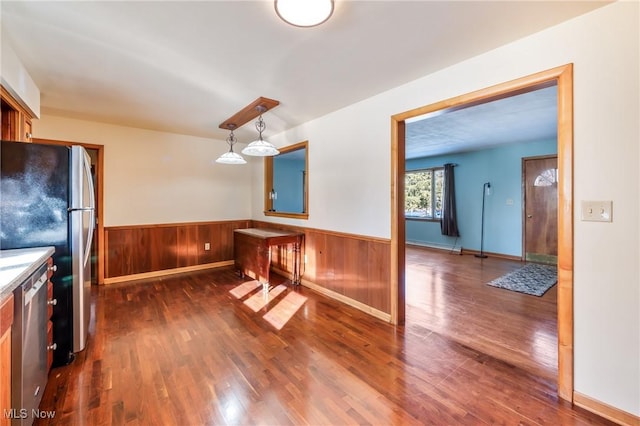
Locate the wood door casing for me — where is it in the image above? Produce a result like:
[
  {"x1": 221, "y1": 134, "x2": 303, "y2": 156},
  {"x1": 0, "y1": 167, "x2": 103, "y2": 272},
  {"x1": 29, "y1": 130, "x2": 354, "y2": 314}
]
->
[
  {"x1": 524, "y1": 155, "x2": 558, "y2": 263},
  {"x1": 392, "y1": 65, "x2": 574, "y2": 401}
]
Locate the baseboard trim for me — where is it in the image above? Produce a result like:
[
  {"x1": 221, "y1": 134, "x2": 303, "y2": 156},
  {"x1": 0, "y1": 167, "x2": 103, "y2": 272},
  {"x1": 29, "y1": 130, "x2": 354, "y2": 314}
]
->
[
  {"x1": 103, "y1": 260, "x2": 235, "y2": 285},
  {"x1": 461, "y1": 248, "x2": 522, "y2": 262},
  {"x1": 269, "y1": 266, "x2": 391, "y2": 323},
  {"x1": 406, "y1": 242, "x2": 522, "y2": 261},
  {"x1": 406, "y1": 241, "x2": 461, "y2": 254},
  {"x1": 574, "y1": 392, "x2": 639, "y2": 426},
  {"x1": 301, "y1": 278, "x2": 392, "y2": 323}
]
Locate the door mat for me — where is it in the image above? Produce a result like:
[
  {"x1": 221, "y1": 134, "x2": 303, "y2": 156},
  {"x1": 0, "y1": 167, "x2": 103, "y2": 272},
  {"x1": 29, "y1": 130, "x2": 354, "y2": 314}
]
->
[{"x1": 487, "y1": 263, "x2": 557, "y2": 297}]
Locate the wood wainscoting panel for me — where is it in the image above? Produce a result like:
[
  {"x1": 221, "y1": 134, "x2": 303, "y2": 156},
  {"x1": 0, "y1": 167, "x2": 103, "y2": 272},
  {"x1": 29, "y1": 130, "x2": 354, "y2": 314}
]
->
[
  {"x1": 343, "y1": 236, "x2": 369, "y2": 303},
  {"x1": 105, "y1": 220, "x2": 250, "y2": 280},
  {"x1": 176, "y1": 224, "x2": 199, "y2": 268},
  {"x1": 252, "y1": 221, "x2": 391, "y2": 315},
  {"x1": 367, "y1": 238, "x2": 391, "y2": 313},
  {"x1": 150, "y1": 226, "x2": 178, "y2": 272},
  {"x1": 106, "y1": 219, "x2": 392, "y2": 315},
  {"x1": 304, "y1": 230, "x2": 325, "y2": 286}
]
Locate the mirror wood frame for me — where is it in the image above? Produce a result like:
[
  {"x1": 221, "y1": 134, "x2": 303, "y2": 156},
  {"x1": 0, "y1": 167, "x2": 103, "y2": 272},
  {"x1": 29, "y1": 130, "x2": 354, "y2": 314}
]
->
[{"x1": 264, "y1": 140, "x2": 309, "y2": 219}]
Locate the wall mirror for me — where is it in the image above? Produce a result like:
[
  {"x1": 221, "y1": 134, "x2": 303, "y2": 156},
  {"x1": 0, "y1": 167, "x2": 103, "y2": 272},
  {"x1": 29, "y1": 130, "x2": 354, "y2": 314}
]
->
[{"x1": 264, "y1": 140, "x2": 308, "y2": 219}]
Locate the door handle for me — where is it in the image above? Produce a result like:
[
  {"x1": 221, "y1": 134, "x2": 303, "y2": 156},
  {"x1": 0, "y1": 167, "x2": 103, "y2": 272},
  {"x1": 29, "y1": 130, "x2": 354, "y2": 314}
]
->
[{"x1": 527, "y1": 215, "x2": 533, "y2": 218}]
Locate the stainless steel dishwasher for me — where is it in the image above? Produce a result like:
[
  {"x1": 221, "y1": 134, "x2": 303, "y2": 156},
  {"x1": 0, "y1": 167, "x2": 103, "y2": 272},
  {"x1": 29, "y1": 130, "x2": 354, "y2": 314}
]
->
[{"x1": 11, "y1": 262, "x2": 49, "y2": 426}]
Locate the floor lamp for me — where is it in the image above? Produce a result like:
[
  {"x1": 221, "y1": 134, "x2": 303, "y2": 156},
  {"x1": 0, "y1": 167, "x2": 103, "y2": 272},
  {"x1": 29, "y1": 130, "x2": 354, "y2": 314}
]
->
[{"x1": 475, "y1": 182, "x2": 491, "y2": 259}]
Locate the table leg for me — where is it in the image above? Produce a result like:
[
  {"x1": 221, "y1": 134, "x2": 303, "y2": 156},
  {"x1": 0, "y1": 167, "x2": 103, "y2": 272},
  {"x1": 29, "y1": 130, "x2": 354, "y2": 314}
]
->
[
  {"x1": 293, "y1": 241, "x2": 300, "y2": 285},
  {"x1": 266, "y1": 244, "x2": 272, "y2": 289}
]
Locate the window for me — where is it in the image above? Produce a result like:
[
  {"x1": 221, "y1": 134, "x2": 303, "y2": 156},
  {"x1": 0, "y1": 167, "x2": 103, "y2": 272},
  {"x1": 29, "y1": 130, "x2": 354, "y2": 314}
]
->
[
  {"x1": 534, "y1": 168, "x2": 558, "y2": 187},
  {"x1": 405, "y1": 167, "x2": 444, "y2": 219}
]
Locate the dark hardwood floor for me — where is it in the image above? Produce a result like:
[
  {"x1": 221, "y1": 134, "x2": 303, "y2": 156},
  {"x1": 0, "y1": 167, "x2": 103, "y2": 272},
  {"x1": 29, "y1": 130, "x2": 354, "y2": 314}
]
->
[
  {"x1": 406, "y1": 245, "x2": 558, "y2": 380},
  {"x1": 35, "y1": 256, "x2": 611, "y2": 425}
]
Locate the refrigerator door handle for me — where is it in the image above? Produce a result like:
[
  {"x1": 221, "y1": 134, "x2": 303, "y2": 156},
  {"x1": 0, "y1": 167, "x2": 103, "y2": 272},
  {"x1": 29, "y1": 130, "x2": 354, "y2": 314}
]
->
[
  {"x1": 82, "y1": 152, "x2": 96, "y2": 267},
  {"x1": 84, "y1": 209, "x2": 95, "y2": 266}
]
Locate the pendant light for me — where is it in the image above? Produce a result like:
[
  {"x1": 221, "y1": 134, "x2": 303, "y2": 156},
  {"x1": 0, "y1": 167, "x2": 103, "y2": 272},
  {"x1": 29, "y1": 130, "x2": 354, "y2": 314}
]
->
[
  {"x1": 275, "y1": 0, "x2": 334, "y2": 27},
  {"x1": 216, "y1": 125, "x2": 246, "y2": 164},
  {"x1": 242, "y1": 106, "x2": 280, "y2": 157}
]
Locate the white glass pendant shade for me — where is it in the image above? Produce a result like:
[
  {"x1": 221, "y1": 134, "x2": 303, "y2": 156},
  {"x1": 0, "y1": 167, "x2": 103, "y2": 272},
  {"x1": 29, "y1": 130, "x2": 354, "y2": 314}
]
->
[
  {"x1": 216, "y1": 128, "x2": 246, "y2": 164},
  {"x1": 275, "y1": 0, "x2": 334, "y2": 27},
  {"x1": 242, "y1": 113, "x2": 279, "y2": 156},
  {"x1": 242, "y1": 140, "x2": 280, "y2": 157},
  {"x1": 216, "y1": 151, "x2": 246, "y2": 164}
]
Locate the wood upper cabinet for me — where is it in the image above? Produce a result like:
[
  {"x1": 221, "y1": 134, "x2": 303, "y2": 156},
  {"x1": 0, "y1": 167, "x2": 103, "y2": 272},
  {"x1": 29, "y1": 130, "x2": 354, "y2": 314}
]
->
[
  {"x1": 1, "y1": 98, "x2": 20, "y2": 140},
  {"x1": 1, "y1": 85, "x2": 35, "y2": 142},
  {"x1": 24, "y1": 116, "x2": 33, "y2": 142}
]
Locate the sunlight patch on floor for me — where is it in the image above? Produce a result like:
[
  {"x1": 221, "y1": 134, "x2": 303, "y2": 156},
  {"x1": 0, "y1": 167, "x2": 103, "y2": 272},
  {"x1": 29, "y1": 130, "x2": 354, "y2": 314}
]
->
[
  {"x1": 229, "y1": 281, "x2": 308, "y2": 330},
  {"x1": 263, "y1": 291, "x2": 308, "y2": 330},
  {"x1": 229, "y1": 280, "x2": 261, "y2": 299},
  {"x1": 244, "y1": 284, "x2": 286, "y2": 312}
]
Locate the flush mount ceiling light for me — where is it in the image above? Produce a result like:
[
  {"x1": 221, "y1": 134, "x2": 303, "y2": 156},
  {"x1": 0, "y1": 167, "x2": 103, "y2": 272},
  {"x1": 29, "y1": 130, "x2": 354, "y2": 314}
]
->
[
  {"x1": 215, "y1": 124, "x2": 246, "y2": 165},
  {"x1": 275, "y1": 0, "x2": 334, "y2": 28},
  {"x1": 242, "y1": 106, "x2": 280, "y2": 157}
]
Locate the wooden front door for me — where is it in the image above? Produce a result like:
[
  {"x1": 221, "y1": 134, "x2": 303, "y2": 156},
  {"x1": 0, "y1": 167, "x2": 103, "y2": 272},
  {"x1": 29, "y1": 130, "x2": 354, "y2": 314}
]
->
[{"x1": 523, "y1": 155, "x2": 558, "y2": 264}]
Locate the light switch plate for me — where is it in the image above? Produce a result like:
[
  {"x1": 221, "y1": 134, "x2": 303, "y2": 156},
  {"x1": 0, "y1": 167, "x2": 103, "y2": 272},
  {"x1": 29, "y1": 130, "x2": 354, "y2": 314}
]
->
[{"x1": 581, "y1": 200, "x2": 613, "y2": 222}]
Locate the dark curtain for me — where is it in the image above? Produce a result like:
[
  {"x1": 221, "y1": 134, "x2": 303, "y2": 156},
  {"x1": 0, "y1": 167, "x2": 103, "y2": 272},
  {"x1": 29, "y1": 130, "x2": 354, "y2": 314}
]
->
[{"x1": 440, "y1": 163, "x2": 460, "y2": 237}]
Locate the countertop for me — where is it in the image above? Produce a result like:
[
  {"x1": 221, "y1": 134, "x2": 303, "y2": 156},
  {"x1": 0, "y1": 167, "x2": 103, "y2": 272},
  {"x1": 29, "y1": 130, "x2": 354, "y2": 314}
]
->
[{"x1": 0, "y1": 247, "x2": 55, "y2": 303}]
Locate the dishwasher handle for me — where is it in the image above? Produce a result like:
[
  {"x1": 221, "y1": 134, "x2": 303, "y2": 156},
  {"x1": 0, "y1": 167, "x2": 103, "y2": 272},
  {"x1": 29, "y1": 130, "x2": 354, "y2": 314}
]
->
[{"x1": 24, "y1": 272, "x2": 48, "y2": 306}]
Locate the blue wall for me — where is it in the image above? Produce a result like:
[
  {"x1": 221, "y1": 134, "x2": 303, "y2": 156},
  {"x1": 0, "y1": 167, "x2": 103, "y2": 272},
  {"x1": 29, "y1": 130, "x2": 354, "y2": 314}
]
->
[
  {"x1": 273, "y1": 156, "x2": 305, "y2": 213},
  {"x1": 406, "y1": 139, "x2": 557, "y2": 257}
]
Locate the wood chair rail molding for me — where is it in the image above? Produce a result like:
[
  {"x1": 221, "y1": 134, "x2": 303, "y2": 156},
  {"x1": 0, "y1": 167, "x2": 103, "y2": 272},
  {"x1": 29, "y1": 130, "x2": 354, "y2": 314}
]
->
[
  {"x1": 250, "y1": 220, "x2": 390, "y2": 244},
  {"x1": 219, "y1": 97, "x2": 280, "y2": 130},
  {"x1": 105, "y1": 219, "x2": 249, "y2": 231}
]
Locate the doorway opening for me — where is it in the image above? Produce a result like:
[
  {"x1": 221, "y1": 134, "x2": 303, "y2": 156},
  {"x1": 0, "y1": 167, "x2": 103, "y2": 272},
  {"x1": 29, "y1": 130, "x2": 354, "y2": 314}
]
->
[
  {"x1": 390, "y1": 64, "x2": 574, "y2": 401},
  {"x1": 34, "y1": 138, "x2": 105, "y2": 286}
]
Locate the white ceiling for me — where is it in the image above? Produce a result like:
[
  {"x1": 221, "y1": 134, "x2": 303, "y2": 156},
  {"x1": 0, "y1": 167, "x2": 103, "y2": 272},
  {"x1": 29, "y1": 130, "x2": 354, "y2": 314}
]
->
[
  {"x1": 405, "y1": 85, "x2": 558, "y2": 159},
  {"x1": 1, "y1": 1, "x2": 607, "y2": 147}
]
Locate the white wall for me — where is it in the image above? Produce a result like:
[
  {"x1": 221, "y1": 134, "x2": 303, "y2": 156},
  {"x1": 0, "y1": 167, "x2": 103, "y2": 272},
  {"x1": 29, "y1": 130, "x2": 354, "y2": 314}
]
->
[
  {"x1": 0, "y1": 36, "x2": 40, "y2": 117},
  {"x1": 25, "y1": 1, "x2": 640, "y2": 416},
  {"x1": 255, "y1": 2, "x2": 639, "y2": 416},
  {"x1": 33, "y1": 115, "x2": 252, "y2": 226}
]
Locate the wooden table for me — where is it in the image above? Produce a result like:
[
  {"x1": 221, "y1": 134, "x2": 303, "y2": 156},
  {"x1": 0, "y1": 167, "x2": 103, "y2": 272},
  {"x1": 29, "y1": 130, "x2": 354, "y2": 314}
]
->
[{"x1": 233, "y1": 228, "x2": 303, "y2": 287}]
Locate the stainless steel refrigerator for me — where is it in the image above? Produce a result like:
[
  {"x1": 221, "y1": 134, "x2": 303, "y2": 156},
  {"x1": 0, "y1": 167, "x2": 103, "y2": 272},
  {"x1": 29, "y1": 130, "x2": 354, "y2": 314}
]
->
[{"x1": 1, "y1": 141, "x2": 95, "y2": 367}]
